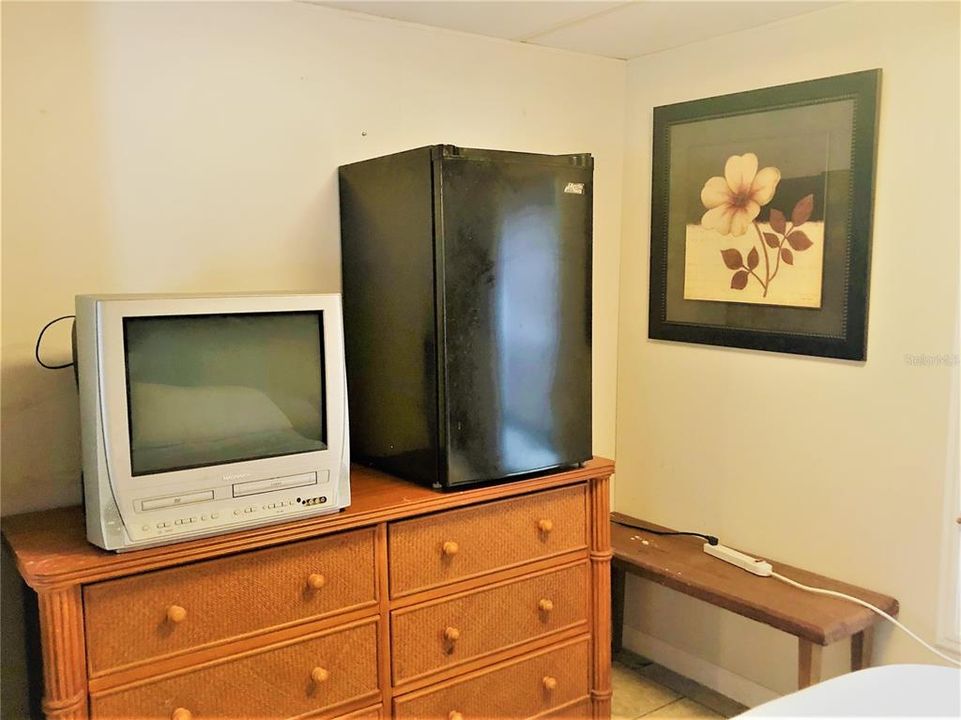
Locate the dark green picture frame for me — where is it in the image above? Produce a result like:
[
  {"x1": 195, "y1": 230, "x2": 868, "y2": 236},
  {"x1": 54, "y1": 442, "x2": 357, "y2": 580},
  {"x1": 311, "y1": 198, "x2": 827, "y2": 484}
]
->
[{"x1": 648, "y1": 69, "x2": 880, "y2": 360}]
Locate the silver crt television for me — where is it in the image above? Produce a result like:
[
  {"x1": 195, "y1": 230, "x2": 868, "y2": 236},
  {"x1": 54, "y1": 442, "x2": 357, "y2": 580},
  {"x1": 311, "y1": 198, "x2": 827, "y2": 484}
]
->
[{"x1": 75, "y1": 293, "x2": 350, "y2": 551}]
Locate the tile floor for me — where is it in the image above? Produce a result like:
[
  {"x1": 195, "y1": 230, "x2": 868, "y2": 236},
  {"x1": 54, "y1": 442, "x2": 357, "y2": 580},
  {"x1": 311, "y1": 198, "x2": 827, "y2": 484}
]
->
[{"x1": 612, "y1": 652, "x2": 748, "y2": 720}]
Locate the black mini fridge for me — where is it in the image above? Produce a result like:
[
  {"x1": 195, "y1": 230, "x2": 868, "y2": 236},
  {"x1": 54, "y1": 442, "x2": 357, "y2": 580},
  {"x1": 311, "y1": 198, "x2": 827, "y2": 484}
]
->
[{"x1": 339, "y1": 145, "x2": 592, "y2": 488}]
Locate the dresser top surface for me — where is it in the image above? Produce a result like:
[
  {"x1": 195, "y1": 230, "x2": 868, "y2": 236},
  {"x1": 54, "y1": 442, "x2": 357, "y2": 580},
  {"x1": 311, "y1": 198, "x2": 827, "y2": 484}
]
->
[{"x1": 2, "y1": 458, "x2": 613, "y2": 590}]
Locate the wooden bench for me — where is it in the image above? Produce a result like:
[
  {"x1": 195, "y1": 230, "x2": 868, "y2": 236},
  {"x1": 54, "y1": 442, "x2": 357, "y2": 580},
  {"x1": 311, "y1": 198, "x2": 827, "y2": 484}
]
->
[{"x1": 610, "y1": 513, "x2": 900, "y2": 689}]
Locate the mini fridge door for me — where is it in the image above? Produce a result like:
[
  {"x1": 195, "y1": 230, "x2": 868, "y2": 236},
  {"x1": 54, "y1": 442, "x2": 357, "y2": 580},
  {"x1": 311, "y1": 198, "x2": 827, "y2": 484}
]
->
[{"x1": 435, "y1": 148, "x2": 593, "y2": 486}]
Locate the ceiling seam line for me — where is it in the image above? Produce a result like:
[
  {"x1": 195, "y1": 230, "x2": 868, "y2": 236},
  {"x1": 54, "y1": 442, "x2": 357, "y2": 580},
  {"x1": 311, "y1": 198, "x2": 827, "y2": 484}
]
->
[
  {"x1": 514, "y1": 1, "x2": 634, "y2": 43},
  {"x1": 622, "y1": 3, "x2": 845, "y2": 60}
]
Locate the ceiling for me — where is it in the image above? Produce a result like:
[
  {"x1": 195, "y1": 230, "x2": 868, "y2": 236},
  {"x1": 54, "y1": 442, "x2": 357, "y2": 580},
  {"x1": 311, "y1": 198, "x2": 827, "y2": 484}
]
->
[{"x1": 318, "y1": 1, "x2": 838, "y2": 60}]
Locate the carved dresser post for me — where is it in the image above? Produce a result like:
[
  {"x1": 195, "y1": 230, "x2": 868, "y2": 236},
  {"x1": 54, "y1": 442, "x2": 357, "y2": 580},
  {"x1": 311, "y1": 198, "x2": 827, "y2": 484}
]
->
[
  {"x1": 589, "y1": 473, "x2": 613, "y2": 719},
  {"x1": 36, "y1": 584, "x2": 88, "y2": 719}
]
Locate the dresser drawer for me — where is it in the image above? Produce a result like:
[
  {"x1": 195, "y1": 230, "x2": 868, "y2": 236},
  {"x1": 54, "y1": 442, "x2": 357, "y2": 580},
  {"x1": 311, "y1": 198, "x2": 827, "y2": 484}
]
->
[
  {"x1": 542, "y1": 698, "x2": 592, "y2": 719},
  {"x1": 335, "y1": 705, "x2": 383, "y2": 719},
  {"x1": 393, "y1": 636, "x2": 590, "y2": 720},
  {"x1": 391, "y1": 562, "x2": 589, "y2": 684},
  {"x1": 85, "y1": 528, "x2": 377, "y2": 674},
  {"x1": 91, "y1": 619, "x2": 379, "y2": 719},
  {"x1": 388, "y1": 485, "x2": 587, "y2": 596}
]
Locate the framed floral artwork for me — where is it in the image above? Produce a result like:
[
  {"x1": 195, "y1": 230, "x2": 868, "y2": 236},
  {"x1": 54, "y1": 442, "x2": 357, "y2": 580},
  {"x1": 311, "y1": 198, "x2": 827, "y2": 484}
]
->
[{"x1": 648, "y1": 69, "x2": 880, "y2": 360}]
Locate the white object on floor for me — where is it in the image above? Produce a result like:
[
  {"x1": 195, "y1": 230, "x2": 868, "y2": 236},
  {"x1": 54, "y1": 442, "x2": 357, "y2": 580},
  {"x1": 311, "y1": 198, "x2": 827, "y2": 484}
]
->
[{"x1": 739, "y1": 664, "x2": 960, "y2": 717}]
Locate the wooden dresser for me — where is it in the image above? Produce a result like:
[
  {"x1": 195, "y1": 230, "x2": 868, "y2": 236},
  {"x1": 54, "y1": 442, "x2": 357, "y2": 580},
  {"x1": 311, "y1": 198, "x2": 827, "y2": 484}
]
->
[{"x1": 2, "y1": 458, "x2": 614, "y2": 720}]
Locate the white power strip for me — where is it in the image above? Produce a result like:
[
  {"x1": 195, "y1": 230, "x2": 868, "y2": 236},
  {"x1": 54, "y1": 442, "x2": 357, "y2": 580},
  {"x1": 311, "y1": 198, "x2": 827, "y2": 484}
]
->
[{"x1": 703, "y1": 543, "x2": 773, "y2": 576}]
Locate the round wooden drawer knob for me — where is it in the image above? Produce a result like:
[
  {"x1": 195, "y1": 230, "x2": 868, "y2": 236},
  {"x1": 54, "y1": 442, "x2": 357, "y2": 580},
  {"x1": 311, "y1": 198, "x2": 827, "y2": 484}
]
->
[
  {"x1": 538, "y1": 519, "x2": 554, "y2": 534},
  {"x1": 171, "y1": 708, "x2": 193, "y2": 720},
  {"x1": 311, "y1": 666, "x2": 330, "y2": 684},
  {"x1": 444, "y1": 626, "x2": 461, "y2": 642},
  {"x1": 538, "y1": 598, "x2": 554, "y2": 613},
  {"x1": 166, "y1": 605, "x2": 187, "y2": 624},
  {"x1": 542, "y1": 676, "x2": 558, "y2": 691},
  {"x1": 442, "y1": 540, "x2": 459, "y2": 557},
  {"x1": 448, "y1": 712, "x2": 464, "y2": 720},
  {"x1": 307, "y1": 573, "x2": 326, "y2": 590}
]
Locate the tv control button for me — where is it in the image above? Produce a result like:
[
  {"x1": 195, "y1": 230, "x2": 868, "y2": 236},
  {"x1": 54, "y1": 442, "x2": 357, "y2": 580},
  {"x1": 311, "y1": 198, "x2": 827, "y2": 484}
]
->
[
  {"x1": 211, "y1": 512, "x2": 220, "y2": 519},
  {"x1": 142, "y1": 490, "x2": 214, "y2": 511},
  {"x1": 233, "y1": 509, "x2": 242, "y2": 516},
  {"x1": 142, "y1": 525, "x2": 150, "y2": 531}
]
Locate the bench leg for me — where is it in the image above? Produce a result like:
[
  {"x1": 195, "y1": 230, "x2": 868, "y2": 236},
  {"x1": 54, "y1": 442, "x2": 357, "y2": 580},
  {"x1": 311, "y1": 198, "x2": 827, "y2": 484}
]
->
[
  {"x1": 798, "y1": 639, "x2": 823, "y2": 689},
  {"x1": 851, "y1": 627, "x2": 874, "y2": 671},
  {"x1": 611, "y1": 564, "x2": 626, "y2": 656}
]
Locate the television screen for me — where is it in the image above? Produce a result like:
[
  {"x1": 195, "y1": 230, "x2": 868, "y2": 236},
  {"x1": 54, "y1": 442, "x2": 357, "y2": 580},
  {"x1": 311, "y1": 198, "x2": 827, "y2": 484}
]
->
[{"x1": 123, "y1": 311, "x2": 327, "y2": 475}]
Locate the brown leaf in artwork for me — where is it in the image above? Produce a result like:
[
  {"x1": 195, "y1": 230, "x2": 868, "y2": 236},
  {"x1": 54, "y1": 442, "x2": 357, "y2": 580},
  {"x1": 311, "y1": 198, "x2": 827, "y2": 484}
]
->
[
  {"x1": 764, "y1": 233, "x2": 780, "y2": 248},
  {"x1": 786, "y1": 230, "x2": 813, "y2": 251},
  {"x1": 721, "y1": 248, "x2": 744, "y2": 270},
  {"x1": 780, "y1": 247, "x2": 794, "y2": 265},
  {"x1": 731, "y1": 270, "x2": 749, "y2": 290},
  {"x1": 747, "y1": 247, "x2": 759, "y2": 270},
  {"x1": 792, "y1": 194, "x2": 814, "y2": 226},
  {"x1": 769, "y1": 208, "x2": 786, "y2": 234}
]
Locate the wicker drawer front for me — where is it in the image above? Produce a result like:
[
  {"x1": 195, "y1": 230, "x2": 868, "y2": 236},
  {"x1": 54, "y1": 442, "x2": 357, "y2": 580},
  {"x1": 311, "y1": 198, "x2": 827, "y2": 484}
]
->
[
  {"x1": 85, "y1": 528, "x2": 376, "y2": 674},
  {"x1": 391, "y1": 562, "x2": 588, "y2": 684},
  {"x1": 393, "y1": 636, "x2": 589, "y2": 720},
  {"x1": 389, "y1": 485, "x2": 587, "y2": 596},
  {"x1": 91, "y1": 619, "x2": 379, "y2": 719}
]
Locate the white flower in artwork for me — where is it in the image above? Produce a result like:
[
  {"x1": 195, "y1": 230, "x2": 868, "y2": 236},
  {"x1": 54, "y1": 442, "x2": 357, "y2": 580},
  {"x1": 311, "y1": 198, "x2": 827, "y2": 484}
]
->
[
  {"x1": 692, "y1": 151, "x2": 817, "y2": 298},
  {"x1": 699, "y1": 153, "x2": 781, "y2": 237}
]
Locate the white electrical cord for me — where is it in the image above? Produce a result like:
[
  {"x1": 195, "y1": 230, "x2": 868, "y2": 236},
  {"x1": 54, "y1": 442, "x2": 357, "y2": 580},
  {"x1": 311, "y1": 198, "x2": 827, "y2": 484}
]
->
[{"x1": 771, "y1": 571, "x2": 961, "y2": 668}]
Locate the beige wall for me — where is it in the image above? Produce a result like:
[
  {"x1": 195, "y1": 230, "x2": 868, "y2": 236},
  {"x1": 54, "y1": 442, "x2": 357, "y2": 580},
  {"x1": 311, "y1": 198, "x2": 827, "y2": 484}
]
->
[
  {"x1": 1, "y1": 1, "x2": 625, "y2": 516},
  {"x1": 616, "y1": 0, "x2": 960, "y2": 703},
  {"x1": 0, "y1": 4, "x2": 624, "y2": 715}
]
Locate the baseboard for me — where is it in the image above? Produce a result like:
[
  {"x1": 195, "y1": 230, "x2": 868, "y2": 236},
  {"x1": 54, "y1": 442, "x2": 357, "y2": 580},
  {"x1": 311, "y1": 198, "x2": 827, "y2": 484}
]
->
[{"x1": 621, "y1": 625, "x2": 780, "y2": 708}]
